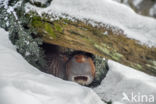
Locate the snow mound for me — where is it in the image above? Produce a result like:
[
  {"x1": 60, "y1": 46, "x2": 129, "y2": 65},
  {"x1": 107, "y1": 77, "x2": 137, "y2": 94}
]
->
[
  {"x1": 0, "y1": 28, "x2": 104, "y2": 104},
  {"x1": 94, "y1": 60, "x2": 156, "y2": 104},
  {"x1": 25, "y1": 0, "x2": 156, "y2": 47}
]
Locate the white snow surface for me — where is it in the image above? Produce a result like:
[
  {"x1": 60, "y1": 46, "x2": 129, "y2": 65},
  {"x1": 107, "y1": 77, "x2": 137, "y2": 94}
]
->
[
  {"x1": 150, "y1": 4, "x2": 156, "y2": 17},
  {"x1": 94, "y1": 60, "x2": 156, "y2": 104},
  {"x1": 0, "y1": 28, "x2": 104, "y2": 104},
  {"x1": 25, "y1": 0, "x2": 156, "y2": 47}
]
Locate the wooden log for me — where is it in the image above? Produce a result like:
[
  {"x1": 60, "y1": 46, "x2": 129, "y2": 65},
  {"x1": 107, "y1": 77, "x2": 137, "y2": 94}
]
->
[{"x1": 27, "y1": 14, "x2": 156, "y2": 76}]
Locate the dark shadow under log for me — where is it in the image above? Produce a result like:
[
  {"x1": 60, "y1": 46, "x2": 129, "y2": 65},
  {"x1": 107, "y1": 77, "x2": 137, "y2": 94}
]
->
[{"x1": 41, "y1": 43, "x2": 109, "y2": 86}]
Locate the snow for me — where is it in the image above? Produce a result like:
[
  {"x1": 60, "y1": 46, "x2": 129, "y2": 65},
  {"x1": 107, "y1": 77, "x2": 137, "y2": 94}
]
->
[
  {"x1": 25, "y1": 0, "x2": 156, "y2": 47},
  {"x1": 150, "y1": 4, "x2": 156, "y2": 17},
  {"x1": 0, "y1": 28, "x2": 104, "y2": 104},
  {"x1": 132, "y1": 0, "x2": 142, "y2": 7},
  {"x1": 94, "y1": 60, "x2": 156, "y2": 104},
  {"x1": 103, "y1": 31, "x2": 108, "y2": 35},
  {"x1": 1, "y1": 0, "x2": 22, "y2": 20}
]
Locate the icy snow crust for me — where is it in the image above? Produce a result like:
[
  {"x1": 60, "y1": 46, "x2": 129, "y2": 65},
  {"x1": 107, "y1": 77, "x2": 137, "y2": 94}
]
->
[
  {"x1": 0, "y1": 28, "x2": 104, "y2": 104},
  {"x1": 94, "y1": 60, "x2": 156, "y2": 104},
  {"x1": 25, "y1": 0, "x2": 156, "y2": 47}
]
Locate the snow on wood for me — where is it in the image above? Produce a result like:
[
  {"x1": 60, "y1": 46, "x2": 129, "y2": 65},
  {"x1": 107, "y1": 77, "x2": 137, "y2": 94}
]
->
[{"x1": 25, "y1": 0, "x2": 156, "y2": 47}]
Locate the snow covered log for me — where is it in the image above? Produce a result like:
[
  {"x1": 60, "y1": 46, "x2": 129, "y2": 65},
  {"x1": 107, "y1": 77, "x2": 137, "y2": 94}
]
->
[
  {"x1": 25, "y1": 14, "x2": 156, "y2": 76},
  {"x1": 1, "y1": 0, "x2": 155, "y2": 76},
  {"x1": 21, "y1": 0, "x2": 156, "y2": 76}
]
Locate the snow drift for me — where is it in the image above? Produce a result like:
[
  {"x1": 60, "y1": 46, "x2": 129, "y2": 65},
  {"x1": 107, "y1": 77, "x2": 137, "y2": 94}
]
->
[
  {"x1": 0, "y1": 28, "x2": 104, "y2": 104},
  {"x1": 94, "y1": 60, "x2": 156, "y2": 104}
]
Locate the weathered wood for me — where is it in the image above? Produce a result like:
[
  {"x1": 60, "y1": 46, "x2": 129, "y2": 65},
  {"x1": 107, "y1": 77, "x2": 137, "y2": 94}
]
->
[{"x1": 28, "y1": 14, "x2": 156, "y2": 76}]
